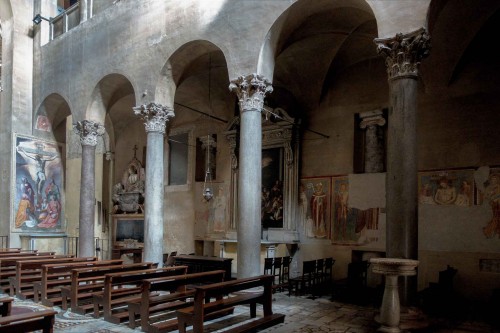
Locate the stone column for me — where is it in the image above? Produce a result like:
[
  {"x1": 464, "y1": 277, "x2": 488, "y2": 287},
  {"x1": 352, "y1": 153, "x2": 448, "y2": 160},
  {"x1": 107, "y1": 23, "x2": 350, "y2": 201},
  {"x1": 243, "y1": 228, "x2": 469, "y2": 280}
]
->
[
  {"x1": 229, "y1": 74, "x2": 273, "y2": 278},
  {"x1": 133, "y1": 103, "x2": 174, "y2": 267},
  {"x1": 79, "y1": 0, "x2": 89, "y2": 23},
  {"x1": 74, "y1": 120, "x2": 105, "y2": 257},
  {"x1": 359, "y1": 110, "x2": 386, "y2": 173},
  {"x1": 375, "y1": 28, "x2": 430, "y2": 304}
]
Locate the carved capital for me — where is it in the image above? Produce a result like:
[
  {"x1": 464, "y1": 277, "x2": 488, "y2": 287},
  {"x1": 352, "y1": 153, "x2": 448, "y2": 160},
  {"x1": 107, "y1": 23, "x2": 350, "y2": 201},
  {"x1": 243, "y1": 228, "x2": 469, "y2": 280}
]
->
[
  {"x1": 229, "y1": 73, "x2": 273, "y2": 112},
  {"x1": 227, "y1": 136, "x2": 238, "y2": 170},
  {"x1": 73, "y1": 120, "x2": 105, "y2": 146},
  {"x1": 360, "y1": 110, "x2": 386, "y2": 129},
  {"x1": 199, "y1": 134, "x2": 217, "y2": 150},
  {"x1": 374, "y1": 28, "x2": 431, "y2": 80},
  {"x1": 133, "y1": 102, "x2": 175, "y2": 134}
]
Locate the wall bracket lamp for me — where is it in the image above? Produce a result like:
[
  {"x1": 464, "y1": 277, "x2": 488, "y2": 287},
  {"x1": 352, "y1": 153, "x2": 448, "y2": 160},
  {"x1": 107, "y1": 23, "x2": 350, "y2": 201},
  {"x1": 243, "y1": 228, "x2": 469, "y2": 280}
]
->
[{"x1": 33, "y1": 14, "x2": 51, "y2": 25}]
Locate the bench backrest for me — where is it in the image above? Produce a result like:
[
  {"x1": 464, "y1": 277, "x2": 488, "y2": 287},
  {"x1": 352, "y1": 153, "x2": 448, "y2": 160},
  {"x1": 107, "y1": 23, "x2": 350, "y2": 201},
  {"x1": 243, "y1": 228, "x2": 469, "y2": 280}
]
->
[
  {"x1": 143, "y1": 269, "x2": 226, "y2": 294},
  {"x1": 41, "y1": 259, "x2": 124, "y2": 278},
  {"x1": 70, "y1": 262, "x2": 156, "y2": 282},
  {"x1": 195, "y1": 274, "x2": 273, "y2": 299},
  {"x1": 103, "y1": 265, "x2": 188, "y2": 291},
  {"x1": 0, "y1": 255, "x2": 73, "y2": 271},
  {"x1": 0, "y1": 252, "x2": 55, "y2": 258},
  {"x1": 16, "y1": 257, "x2": 97, "y2": 273}
]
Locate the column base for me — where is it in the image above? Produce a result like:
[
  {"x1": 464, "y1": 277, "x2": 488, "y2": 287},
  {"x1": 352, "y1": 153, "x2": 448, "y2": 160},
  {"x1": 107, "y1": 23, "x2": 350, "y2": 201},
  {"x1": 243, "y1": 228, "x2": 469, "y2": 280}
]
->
[{"x1": 375, "y1": 307, "x2": 429, "y2": 333}]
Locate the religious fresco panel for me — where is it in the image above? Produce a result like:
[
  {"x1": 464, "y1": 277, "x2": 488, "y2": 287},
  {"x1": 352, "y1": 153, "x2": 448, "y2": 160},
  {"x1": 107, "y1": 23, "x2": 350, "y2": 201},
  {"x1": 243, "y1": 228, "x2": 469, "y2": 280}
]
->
[
  {"x1": 12, "y1": 134, "x2": 64, "y2": 233},
  {"x1": 480, "y1": 167, "x2": 500, "y2": 239},
  {"x1": 194, "y1": 182, "x2": 229, "y2": 237},
  {"x1": 331, "y1": 176, "x2": 380, "y2": 245},
  {"x1": 299, "y1": 177, "x2": 331, "y2": 239},
  {"x1": 418, "y1": 169, "x2": 475, "y2": 206}
]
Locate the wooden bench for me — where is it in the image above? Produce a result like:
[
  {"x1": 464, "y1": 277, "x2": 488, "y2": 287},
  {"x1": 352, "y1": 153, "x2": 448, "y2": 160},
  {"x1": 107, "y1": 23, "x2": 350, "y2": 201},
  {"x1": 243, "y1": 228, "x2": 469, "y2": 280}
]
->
[
  {"x1": 0, "y1": 309, "x2": 57, "y2": 333},
  {"x1": 0, "y1": 296, "x2": 13, "y2": 316},
  {"x1": 177, "y1": 274, "x2": 285, "y2": 333},
  {"x1": 94, "y1": 265, "x2": 188, "y2": 323},
  {"x1": 0, "y1": 254, "x2": 70, "y2": 293},
  {"x1": 60, "y1": 262, "x2": 156, "y2": 314},
  {"x1": 34, "y1": 259, "x2": 124, "y2": 306},
  {"x1": 0, "y1": 248, "x2": 22, "y2": 253},
  {"x1": 129, "y1": 269, "x2": 227, "y2": 332},
  {"x1": 10, "y1": 256, "x2": 96, "y2": 298}
]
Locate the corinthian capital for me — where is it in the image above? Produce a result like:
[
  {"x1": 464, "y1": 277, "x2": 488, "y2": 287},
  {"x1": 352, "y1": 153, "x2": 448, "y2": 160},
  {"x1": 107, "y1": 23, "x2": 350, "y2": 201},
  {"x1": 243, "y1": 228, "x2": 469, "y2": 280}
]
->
[
  {"x1": 374, "y1": 28, "x2": 431, "y2": 80},
  {"x1": 360, "y1": 110, "x2": 386, "y2": 129},
  {"x1": 229, "y1": 73, "x2": 273, "y2": 112},
  {"x1": 73, "y1": 120, "x2": 105, "y2": 146},
  {"x1": 133, "y1": 102, "x2": 175, "y2": 135}
]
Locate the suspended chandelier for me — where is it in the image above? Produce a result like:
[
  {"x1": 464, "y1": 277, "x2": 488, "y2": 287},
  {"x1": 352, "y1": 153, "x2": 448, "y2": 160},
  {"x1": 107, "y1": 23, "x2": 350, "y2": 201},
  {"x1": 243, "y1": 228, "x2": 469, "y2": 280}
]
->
[{"x1": 202, "y1": 134, "x2": 214, "y2": 201}]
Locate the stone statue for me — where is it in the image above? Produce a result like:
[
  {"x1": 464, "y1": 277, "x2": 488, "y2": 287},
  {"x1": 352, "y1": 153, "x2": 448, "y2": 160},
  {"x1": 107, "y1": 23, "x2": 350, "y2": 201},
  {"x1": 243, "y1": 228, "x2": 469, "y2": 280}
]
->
[{"x1": 113, "y1": 150, "x2": 145, "y2": 214}]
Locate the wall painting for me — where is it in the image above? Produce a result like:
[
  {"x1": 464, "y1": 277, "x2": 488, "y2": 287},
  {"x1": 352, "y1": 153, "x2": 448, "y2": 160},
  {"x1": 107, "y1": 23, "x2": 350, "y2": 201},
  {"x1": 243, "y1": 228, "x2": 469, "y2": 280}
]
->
[
  {"x1": 331, "y1": 176, "x2": 380, "y2": 245},
  {"x1": 299, "y1": 177, "x2": 331, "y2": 239},
  {"x1": 12, "y1": 134, "x2": 64, "y2": 233},
  {"x1": 194, "y1": 182, "x2": 229, "y2": 237},
  {"x1": 481, "y1": 167, "x2": 500, "y2": 239},
  {"x1": 418, "y1": 169, "x2": 475, "y2": 206}
]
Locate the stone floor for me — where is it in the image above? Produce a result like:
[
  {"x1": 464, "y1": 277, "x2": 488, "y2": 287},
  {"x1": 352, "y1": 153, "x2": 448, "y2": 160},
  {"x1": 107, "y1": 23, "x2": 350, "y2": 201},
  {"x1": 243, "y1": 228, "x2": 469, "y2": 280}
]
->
[{"x1": 5, "y1": 292, "x2": 499, "y2": 333}]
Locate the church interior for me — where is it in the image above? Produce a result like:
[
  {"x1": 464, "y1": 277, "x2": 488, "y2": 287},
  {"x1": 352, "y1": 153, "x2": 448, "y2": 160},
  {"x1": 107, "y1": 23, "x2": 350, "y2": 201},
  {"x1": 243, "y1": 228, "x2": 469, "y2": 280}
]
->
[{"x1": 0, "y1": 0, "x2": 499, "y2": 332}]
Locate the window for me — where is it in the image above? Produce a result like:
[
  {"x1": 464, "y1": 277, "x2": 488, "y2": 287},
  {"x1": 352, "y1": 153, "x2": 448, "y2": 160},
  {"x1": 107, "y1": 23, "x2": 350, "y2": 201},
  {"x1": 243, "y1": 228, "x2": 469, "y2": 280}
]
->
[{"x1": 168, "y1": 133, "x2": 189, "y2": 185}]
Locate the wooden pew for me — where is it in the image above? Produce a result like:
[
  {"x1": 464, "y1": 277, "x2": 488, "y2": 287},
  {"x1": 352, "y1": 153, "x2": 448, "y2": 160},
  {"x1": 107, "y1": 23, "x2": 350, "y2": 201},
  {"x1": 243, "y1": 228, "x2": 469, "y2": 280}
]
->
[
  {"x1": 11, "y1": 256, "x2": 96, "y2": 299},
  {"x1": 0, "y1": 296, "x2": 13, "y2": 316},
  {"x1": 0, "y1": 309, "x2": 57, "y2": 333},
  {"x1": 0, "y1": 249, "x2": 22, "y2": 254},
  {"x1": 0, "y1": 254, "x2": 69, "y2": 293},
  {"x1": 34, "y1": 259, "x2": 124, "y2": 306},
  {"x1": 177, "y1": 274, "x2": 285, "y2": 333},
  {"x1": 61, "y1": 262, "x2": 157, "y2": 314},
  {"x1": 129, "y1": 269, "x2": 227, "y2": 332},
  {"x1": 94, "y1": 265, "x2": 188, "y2": 323},
  {"x1": 0, "y1": 251, "x2": 53, "y2": 258}
]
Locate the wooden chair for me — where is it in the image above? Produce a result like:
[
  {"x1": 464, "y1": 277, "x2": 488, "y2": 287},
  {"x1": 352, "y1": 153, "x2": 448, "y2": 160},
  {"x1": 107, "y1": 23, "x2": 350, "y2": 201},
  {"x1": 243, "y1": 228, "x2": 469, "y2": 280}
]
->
[
  {"x1": 165, "y1": 251, "x2": 177, "y2": 267},
  {"x1": 272, "y1": 257, "x2": 282, "y2": 291},
  {"x1": 281, "y1": 256, "x2": 291, "y2": 287},
  {"x1": 263, "y1": 258, "x2": 273, "y2": 276},
  {"x1": 288, "y1": 260, "x2": 316, "y2": 296}
]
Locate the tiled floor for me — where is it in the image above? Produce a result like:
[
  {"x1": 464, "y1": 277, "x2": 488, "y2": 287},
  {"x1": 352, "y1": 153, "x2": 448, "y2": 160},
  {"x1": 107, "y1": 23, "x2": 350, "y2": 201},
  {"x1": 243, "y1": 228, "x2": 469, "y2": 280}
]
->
[{"x1": 6, "y1": 292, "x2": 499, "y2": 333}]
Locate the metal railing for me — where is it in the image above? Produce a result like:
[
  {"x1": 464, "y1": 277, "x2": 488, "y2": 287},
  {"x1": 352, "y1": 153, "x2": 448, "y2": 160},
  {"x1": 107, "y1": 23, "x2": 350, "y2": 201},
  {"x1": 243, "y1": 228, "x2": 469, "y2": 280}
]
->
[
  {"x1": 51, "y1": 2, "x2": 80, "y2": 40},
  {"x1": 0, "y1": 236, "x2": 9, "y2": 248},
  {"x1": 67, "y1": 236, "x2": 109, "y2": 260}
]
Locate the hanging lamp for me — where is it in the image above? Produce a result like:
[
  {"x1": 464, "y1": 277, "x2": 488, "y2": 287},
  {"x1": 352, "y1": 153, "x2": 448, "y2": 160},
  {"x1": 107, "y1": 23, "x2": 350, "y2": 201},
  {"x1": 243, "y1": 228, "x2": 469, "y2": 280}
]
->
[{"x1": 202, "y1": 134, "x2": 214, "y2": 201}]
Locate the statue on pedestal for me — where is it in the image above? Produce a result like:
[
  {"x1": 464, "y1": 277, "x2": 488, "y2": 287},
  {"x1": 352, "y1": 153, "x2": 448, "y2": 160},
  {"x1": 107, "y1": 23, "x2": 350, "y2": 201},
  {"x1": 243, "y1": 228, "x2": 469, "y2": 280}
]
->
[{"x1": 113, "y1": 147, "x2": 145, "y2": 214}]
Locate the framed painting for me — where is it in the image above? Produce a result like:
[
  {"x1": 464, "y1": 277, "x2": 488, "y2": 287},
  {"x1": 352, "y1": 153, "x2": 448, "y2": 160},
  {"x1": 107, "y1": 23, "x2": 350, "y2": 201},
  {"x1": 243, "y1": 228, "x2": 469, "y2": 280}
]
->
[
  {"x1": 299, "y1": 177, "x2": 331, "y2": 239},
  {"x1": 261, "y1": 148, "x2": 284, "y2": 228},
  {"x1": 12, "y1": 134, "x2": 65, "y2": 233},
  {"x1": 112, "y1": 214, "x2": 144, "y2": 246},
  {"x1": 418, "y1": 169, "x2": 475, "y2": 206}
]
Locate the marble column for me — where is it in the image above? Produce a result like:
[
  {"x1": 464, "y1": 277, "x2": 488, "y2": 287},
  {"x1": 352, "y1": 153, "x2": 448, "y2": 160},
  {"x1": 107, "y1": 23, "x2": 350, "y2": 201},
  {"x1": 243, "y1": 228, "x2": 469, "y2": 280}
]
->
[
  {"x1": 375, "y1": 28, "x2": 430, "y2": 304},
  {"x1": 74, "y1": 120, "x2": 105, "y2": 258},
  {"x1": 79, "y1": 0, "x2": 89, "y2": 22},
  {"x1": 360, "y1": 110, "x2": 386, "y2": 173},
  {"x1": 229, "y1": 73, "x2": 273, "y2": 278},
  {"x1": 133, "y1": 103, "x2": 174, "y2": 267}
]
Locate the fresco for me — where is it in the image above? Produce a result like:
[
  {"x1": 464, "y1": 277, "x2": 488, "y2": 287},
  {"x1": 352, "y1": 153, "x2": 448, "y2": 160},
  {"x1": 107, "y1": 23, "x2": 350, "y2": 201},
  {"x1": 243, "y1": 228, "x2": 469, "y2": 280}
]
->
[{"x1": 13, "y1": 135, "x2": 64, "y2": 232}]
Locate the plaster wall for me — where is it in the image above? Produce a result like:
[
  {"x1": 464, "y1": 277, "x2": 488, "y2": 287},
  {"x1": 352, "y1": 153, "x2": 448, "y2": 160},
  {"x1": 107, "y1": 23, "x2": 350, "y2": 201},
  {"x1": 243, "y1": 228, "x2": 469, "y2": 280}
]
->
[{"x1": 35, "y1": 0, "x2": 293, "y2": 117}]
